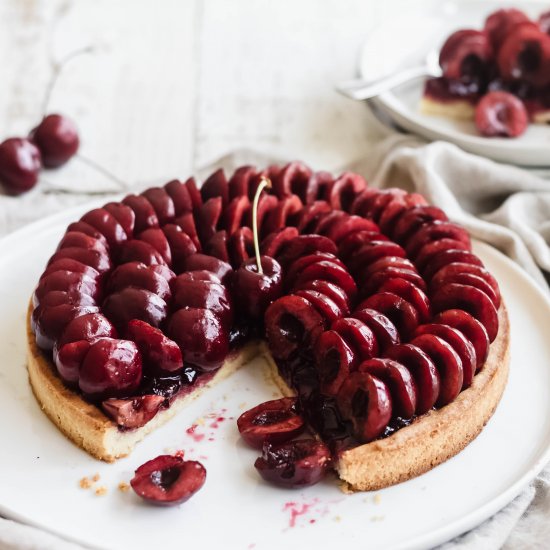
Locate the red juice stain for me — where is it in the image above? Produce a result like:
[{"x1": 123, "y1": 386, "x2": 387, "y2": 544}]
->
[
  {"x1": 186, "y1": 424, "x2": 205, "y2": 442},
  {"x1": 283, "y1": 500, "x2": 317, "y2": 528}
]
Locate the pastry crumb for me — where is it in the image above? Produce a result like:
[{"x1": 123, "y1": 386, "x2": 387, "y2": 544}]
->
[
  {"x1": 79, "y1": 477, "x2": 93, "y2": 489},
  {"x1": 95, "y1": 486, "x2": 108, "y2": 496},
  {"x1": 373, "y1": 493, "x2": 381, "y2": 504},
  {"x1": 333, "y1": 515, "x2": 342, "y2": 522},
  {"x1": 239, "y1": 402, "x2": 247, "y2": 409},
  {"x1": 92, "y1": 473, "x2": 100, "y2": 482},
  {"x1": 118, "y1": 482, "x2": 130, "y2": 492},
  {"x1": 196, "y1": 417, "x2": 205, "y2": 426},
  {"x1": 370, "y1": 515, "x2": 385, "y2": 522}
]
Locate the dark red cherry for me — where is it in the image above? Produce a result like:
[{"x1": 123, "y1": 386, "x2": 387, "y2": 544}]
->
[
  {"x1": 271, "y1": 161, "x2": 312, "y2": 198},
  {"x1": 293, "y1": 279, "x2": 350, "y2": 315},
  {"x1": 130, "y1": 455, "x2": 206, "y2": 506},
  {"x1": 205, "y1": 230, "x2": 230, "y2": 263},
  {"x1": 232, "y1": 256, "x2": 283, "y2": 320},
  {"x1": 47, "y1": 247, "x2": 111, "y2": 273},
  {"x1": 485, "y1": 8, "x2": 530, "y2": 50},
  {"x1": 184, "y1": 176, "x2": 203, "y2": 212},
  {"x1": 498, "y1": 24, "x2": 550, "y2": 87},
  {"x1": 265, "y1": 295, "x2": 325, "y2": 359},
  {"x1": 285, "y1": 252, "x2": 345, "y2": 289},
  {"x1": 337, "y1": 372, "x2": 392, "y2": 442},
  {"x1": 57, "y1": 231, "x2": 108, "y2": 255},
  {"x1": 201, "y1": 168, "x2": 229, "y2": 205},
  {"x1": 392, "y1": 206, "x2": 449, "y2": 244},
  {"x1": 414, "y1": 323, "x2": 476, "y2": 389},
  {"x1": 103, "y1": 202, "x2": 135, "y2": 239},
  {"x1": 430, "y1": 283, "x2": 499, "y2": 342},
  {"x1": 66, "y1": 221, "x2": 108, "y2": 246},
  {"x1": 228, "y1": 227, "x2": 254, "y2": 267},
  {"x1": 102, "y1": 287, "x2": 168, "y2": 331},
  {"x1": 540, "y1": 11, "x2": 550, "y2": 35},
  {"x1": 325, "y1": 216, "x2": 379, "y2": 245},
  {"x1": 422, "y1": 249, "x2": 483, "y2": 281},
  {"x1": 303, "y1": 172, "x2": 333, "y2": 205},
  {"x1": 262, "y1": 194, "x2": 303, "y2": 236},
  {"x1": 34, "y1": 270, "x2": 99, "y2": 306},
  {"x1": 358, "y1": 358, "x2": 417, "y2": 418},
  {"x1": 237, "y1": 397, "x2": 305, "y2": 448},
  {"x1": 375, "y1": 278, "x2": 431, "y2": 322},
  {"x1": 122, "y1": 195, "x2": 159, "y2": 232},
  {"x1": 405, "y1": 221, "x2": 470, "y2": 258},
  {"x1": 127, "y1": 319, "x2": 183, "y2": 375},
  {"x1": 138, "y1": 228, "x2": 172, "y2": 266},
  {"x1": 433, "y1": 309, "x2": 490, "y2": 370},
  {"x1": 229, "y1": 165, "x2": 256, "y2": 199},
  {"x1": 78, "y1": 338, "x2": 142, "y2": 400},
  {"x1": 223, "y1": 195, "x2": 250, "y2": 235},
  {"x1": 31, "y1": 114, "x2": 79, "y2": 168},
  {"x1": 275, "y1": 234, "x2": 338, "y2": 267},
  {"x1": 338, "y1": 230, "x2": 389, "y2": 261},
  {"x1": 117, "y1": 239, "x2": 165, "y2": 267},
  {"x1": 0, "y1": 138, "x2": 42, "y2": 194},
  {"x1": 316, "y1": 330, "x2": 357, "y2": 395},
  {"x1": 166, "y1": 308, "x2": 229, "y2": 370},
  {"x1": 197, "y1": 196, "x2": 223, "y2": 244},
  {"x1": 107, "y1": 263, "x2": 173, "y2": 300},
  {"x1": 261, "y1": 227, "x2": 300, "y2": 258},
  {"x1": 37, "y1": 290, "x2": 96, "y2": 309},
  {"x1": 54, "y1": 339, "x2": 92, "y2": 384},
  {"x1": 293, "y1": 261, "x2": 357, "y2": 302},
  {"x1": 162, "y1": 224, "x2": 197, "y2": 272},
  {"x1": 360, "y1": 292, "x2": 420, "y2": 340},
  {"x1": 254, "y1": 439, "x2": 330, "y2": 488},
  {"x1": 409, "y1": 334, "x2": 463, "y2": 407},
  {"x1": 164, "y1": 179, "x2": 193, "y2": 215},
  {"x1": 184, "y1": 253, "x2": 233, "y2": 284},
  {"x1": 414, "y1": 238, "x2": 470, "y2": 273},
  {"x1": 141, "y1": 187, "x2": 176, "y2": 226},
  {"x1": 475, "y1": 91, "x2": 528, "y2": 138},
  {"x1": 58, "y1": 312, "x2": 116, "y2": 347},
  {"x1": 293, "y1": 289, "x2": 344, "y2": 324},
  {"x1": 439, "y1": 29, "x2": 492, "y2": 80},
  {"x1": 385, "y1": 343, "x2": 440, "y2": 414},
  {"x1": 296, "y1": 200, "x2": 332, "y2": 233},
  {"x1": 331, "y1": 317, "x2": 378, "y2": 361},
  {"x1": 328, "y1": 172, "x2": 367, "y2": 211},
  {"x1": 102, "y1": 395, "x2": 165, "y2": 429},
  {"x1": 352, "y1": 308, "x2": 400, "y2": 352}
]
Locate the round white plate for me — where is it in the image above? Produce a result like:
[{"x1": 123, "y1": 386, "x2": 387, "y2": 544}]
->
[
  {"x1": 1, "y1": 205, "x2": 550, "y2": 550},
  {"x1": 359, "y1": 0, "x2": 550, "y2": 167}
]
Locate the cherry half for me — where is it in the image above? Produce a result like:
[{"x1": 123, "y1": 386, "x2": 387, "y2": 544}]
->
[
  {"x1": 131, "y1": 454, "x2": 206, "y2": 506},
  {"x1": 31, "y1": 114, "x2": 79, "y2": 168}
]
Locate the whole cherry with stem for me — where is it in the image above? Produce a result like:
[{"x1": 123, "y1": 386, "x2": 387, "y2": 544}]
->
[{"x1": 232, "y1": 176, "x2": 283, "y2": 320}]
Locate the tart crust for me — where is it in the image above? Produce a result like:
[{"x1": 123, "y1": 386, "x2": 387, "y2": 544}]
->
[
  {"x1": 27, "y1": 301, "x2": 509, "y2": 490},
  {"x1": 265, "y1": 303, "x2": 510, "y2": 491},
  {"x1": 26, "y1": 302, "x2": 261, "y2": 462}
]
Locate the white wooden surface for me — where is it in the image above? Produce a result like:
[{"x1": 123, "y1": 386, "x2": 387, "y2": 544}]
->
[{"x1": 0, "y1": 0, "x2": 424, "y2": 234}]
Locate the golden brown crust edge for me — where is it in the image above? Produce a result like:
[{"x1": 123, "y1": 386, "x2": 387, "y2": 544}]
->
[
  {"x1": 266, "y1": 304, "x2": 510, "y2": 492},
  {"x1": 26, "y1": 302, "x2": 260, "y2": 462}
]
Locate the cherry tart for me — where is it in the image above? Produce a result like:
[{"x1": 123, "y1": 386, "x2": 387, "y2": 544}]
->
[
  {"x1": 27, "y1": 161, "x2": 509, "y2": 493},
  {"x1": 421, "y1": 7, "x2": 550, "y2": 137}
]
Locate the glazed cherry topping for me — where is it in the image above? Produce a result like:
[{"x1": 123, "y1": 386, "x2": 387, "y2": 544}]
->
[
  {"x1": 31, "y1": 114, "x2": 79, "y2": 168},
  {"x1": 0, "y1": 138, "x2": 42, "y2": 194},
  {"x1": 254, "y1": 439, "x2": 331, "y2": 488},
  {"x1": 475, "y1": 91, "x2": 529, "y2": 138},
  {"x1": 237, "y1": 397, "x2": 305, "y2": 448},
  {"x1": 130, "y1": 455, "x2": 206, "y2": 506},
  {"x1": 233, "y1": 256, "x2": 283, "y2": 320}
]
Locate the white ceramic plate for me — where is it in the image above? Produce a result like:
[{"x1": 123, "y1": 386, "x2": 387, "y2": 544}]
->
[
  {"x1": 359, "y1": 0, "x2": 550, "y2": 167},
  {"x1": 1, "y1": 205, "x2": 550, "y2": 550}
]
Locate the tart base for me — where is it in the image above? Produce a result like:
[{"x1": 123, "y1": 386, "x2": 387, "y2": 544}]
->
[
  {"x1": 26, "y1": 303, "x2": 261, "y2": 462},
  {"x1": 265, "y1": 303, "x2": 510, "y2": 492}
]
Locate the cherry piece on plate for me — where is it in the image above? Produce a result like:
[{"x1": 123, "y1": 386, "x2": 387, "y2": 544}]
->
[
  {"x1": 254, "y1": 439, "x2": 331, "y2": 488},
  {"x1": 0, "y1": 138, "x2": 42, "y2": 194},
  {"x1": 316, "y1": 330, "x2": 358, "y2": 395},
  {"x1": 498, "y1": 25, "x2": 550, "y2": 87},
  {"x1": 409, "y1": 334, "x2": 463, "y2": 407},
  {"x1": 485, "y1": 8, "x2": 530, "y2": 50},
  {"x1": 31, "y1": 114, "x2": 79, "y2": 168},
  {"x1": 78, "y1": 337, "x2": 142, "y2": 400},
  {"x1": 358, "y1": 358, "x2": 417, "y2": 418},
  {"x1": 166, "y1": 307, "x2": 229, "y2": 370},
  {"x1": 433, "y1": 309, "x2": 490, "y2": 370},
  {"x1": 233, "y1": 255, "x2": 283, "y2": 320},
  {"x1": 130, "y1": 455, "x2": 206, "y2": 506},
  {"x1": 384, "y1": 343, "x2": 440, "y2": 415},
  {"x1": 237, "y1": 397, "x2": 305, "y2": 448},
  {"x1": 475, "y1": 91, "x2": 528, "y2": 138},
  {"x1": 102, "y1": 395, "x2": 165, "y2": 429},
  {"x1": 337, "y1": 371, "x2": 392, "y2": 442},
  {"x1": 439, "y1": 29, "x2": 492, "y2": 81},
  {"x1": 265, "y1": 295, "x2": 325, "y2": 359}
]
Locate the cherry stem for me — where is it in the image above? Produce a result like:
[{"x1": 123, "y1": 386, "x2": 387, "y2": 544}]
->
[
  {"x1": 42, "y1": 46, "x2": 96, "y2": 116},
  {"x1": 252, "y1": 176, "x2": 272, "y2": 275},
  {"x1": 76, "y1": 153, "x2": 129, "y2": 190}
]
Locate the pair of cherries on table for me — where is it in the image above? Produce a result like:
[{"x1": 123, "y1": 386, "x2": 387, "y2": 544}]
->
[{"x1": 0, "y1": 114, "x2": 79, "y2": 194}]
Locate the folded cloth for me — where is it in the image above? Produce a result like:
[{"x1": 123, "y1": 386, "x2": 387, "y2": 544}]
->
[{"x1": 2, "y1": 140, "x2": 550, "y2": 549}]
